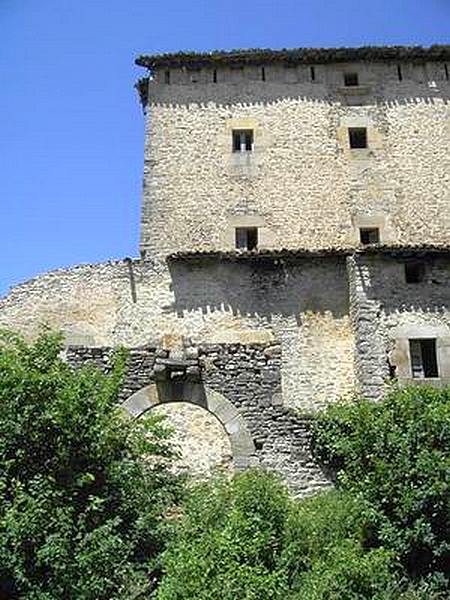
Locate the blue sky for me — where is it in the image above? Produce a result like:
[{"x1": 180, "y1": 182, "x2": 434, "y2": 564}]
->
[{"x1": 1, "y1": 0, "x2": 449, "y2": 296}]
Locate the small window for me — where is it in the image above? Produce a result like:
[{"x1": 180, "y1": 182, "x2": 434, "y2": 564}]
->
[
  {"x1": 261, "y1": 67, "x2": 266, "y2": 81},
  {"x1": 359, "y1": 228, "x2": 380, "y2": 245},
  {"x1": 344, "y1": 72, "x2": 359, "y2": 87},
  {"x1": 397, "y1": 64, "x2": 403, "y2": 81},
  {"x1": 164, "y1": 70, "x2": 170, "y2": 84},
  {"x1": 190, "y1": 68, "x2": 201, "y2": 83},
  {"x1": 235, "y1": 227, "x2": 258, "y2": 251},
  {"x1": 405, "y1": 262, "x2": 426, "y2": 284},
  {"x1": 445, "y1": 64, "x2": 449, "y2": 81},
  {"x1": 310, "y1": 66, "x2": 316, "y2": 81},
  {"x1": 232, "y1": 130, "x2": 254, "y2": 153},
  {"x1": 409, "y1": 339, "x2": 439, "y2": 379},
  {"x1": 213, "y1": 69, "x2": 217, "y2": 83},
  {"x1": 349, "y1": 127, "x2": 368, "y2": 149}
]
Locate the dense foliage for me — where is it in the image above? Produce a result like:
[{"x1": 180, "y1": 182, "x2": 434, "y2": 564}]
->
[
  {"x1": 0, "y1": 332, "x2": 181, "y2": 600},
  {"x1": 1, "y1": 331, "x2": 449, "y2": 599},
  {"x1": 156, "y1": 472, "x2": 428, "y2": 600},
  {"x1": 314, "y1": 386, "x2": 450, "y2": 583},
  {"x1": 156, "y1": 385, "x2": 450, "y2": 599}
]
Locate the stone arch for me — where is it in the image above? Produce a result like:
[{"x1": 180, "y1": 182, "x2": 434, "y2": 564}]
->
[{"x1": 121, "y1": 381, "x2": 257, "y2": 470}]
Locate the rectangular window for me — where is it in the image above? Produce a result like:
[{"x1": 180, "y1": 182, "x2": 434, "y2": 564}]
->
[
  {"x1": 359, "y1": 227, "x2": 380, "y2": 245},
  {"x1": 261, "y1": 67, "x2": 266, "y2": 81},
  {"x1": 310, "y1": 66, "x2": 316, "y2": 81},
  {"x1": 409, "y1": 339, "x2": 439, "y2": 379},
  {"x1": 235, "y1": 227, "x2": 258, "y2": 251},
  {"x1": 445, "y1": 64, "x2": 449, "y2": 81},
  {"x1": 405, "y1": 261, "x2": 426, "y2": 284},
  {"x1": 344, "y1": 72, "x2": 359, "y2": 87},
  {"x1": 232, "y1": 130, "x2": 254, "y2": 153},
  {"x1": 397, "y1": 64, "x2": 403, "y2": 81},
  {"x1": 213, "y1": 69, "x2": 217, "y2": 83},
  {"x1": 349, "y1": 127, "x2": 368, "y2": 149},
  {"x1": 190, "y1": 68, "x2": 201, "y2": 83},
  {"x1": 164, "y1": 70, "x2": 170, "y2": 84}
]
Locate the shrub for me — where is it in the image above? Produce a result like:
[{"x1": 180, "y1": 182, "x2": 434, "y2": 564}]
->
[
  {"x1": 313, "y1": 385, "x2": 450, "y2": 582},
  {"x1": 155, "y1": 471, "x2": 290, "y2": 600},
  {"x1": 157, "y1": 474, "x2": 404, "y2": 600},
  {"x1": 0, "y1": 331, "x2": 181, "y2": 599}
]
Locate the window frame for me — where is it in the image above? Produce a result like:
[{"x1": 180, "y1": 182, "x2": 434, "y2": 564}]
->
[
  {"x1": 235, "y1": 227, "x2": 258, "y2": 251},
  {"x1": 409, "y1": 338, "x2": 439, "y2": 379},
  {"x1": 232, "y1": 129, "x2": 254, "y2": 153},
  {"x1": 348, "y1": 127, "x2": 368, "y2": 149},
  {"x1": 404, "y1": 261, "x2": 426, "y2": 284},
  {"x1": 344, "y1": 72, "x2": 359, "y2": 87},
  {"x1": 359, "y1": 227, "x2": 380, "y2": 245}
]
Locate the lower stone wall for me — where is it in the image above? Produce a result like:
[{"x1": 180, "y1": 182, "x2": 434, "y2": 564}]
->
[
  {"x1": 0, "y1": 256, "x2": 356, "y2": 412},
  {"x1": 66, "y1": 342, "x2": 330, "y2": 496},
  {"x1": 349, "y1": 253, "x2": 450, "y2": 399}
]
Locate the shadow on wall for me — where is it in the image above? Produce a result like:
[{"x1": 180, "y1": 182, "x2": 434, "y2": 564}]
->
[
  {"x1": 147, "y1": 84, "x2": 450, "y2": 111},
  {"x1": 355, "y1": 256, "x2": 450, "y2": 316},
  {"x1": 168, "y1": 256, "x2": 350, "y2": 324}
]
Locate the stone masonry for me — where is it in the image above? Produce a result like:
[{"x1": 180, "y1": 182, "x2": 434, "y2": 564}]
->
[{"x1": 1, "y1": 46, "x2": 449, "y2": 493}]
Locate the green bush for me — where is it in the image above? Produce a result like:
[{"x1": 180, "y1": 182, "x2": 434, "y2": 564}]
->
[
  {"x1": 156, "y1": 473, "x2": 406, "y2": 600},
  {"x1": 0, "y1": 331, "x2": 181, "y2": 599},
  {"x1": 313, "y1": 385, "x2": 450, "y2": 582},
  {"x1": 155, "y1": 471, "x2": 290, "y2": 600}
]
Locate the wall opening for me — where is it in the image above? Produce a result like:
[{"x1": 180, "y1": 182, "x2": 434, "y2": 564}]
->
[
  {"x1": 121, "y1": 382, "x2": 257, "y2": 472},
  {"x1": 152, "y1": 402, "x2": 233, "y2": 478},
  {"x1": 359, "y1": 227, "x2": 380, "y2": 245},
  {"x1": 409, "y1": 338, "x2": 439, "y2": 379},
  {"x1": 349, "y1": 127, "x2": 368, "y2": 149},
  {"x1": 405, "y1": 261, "x2": 426, "y2": 284},
  {"x1": 235, "y1": 227, "x2": 258, "y2": 250},
  {"x1": 344, "y1": 72, "x2": 359, "y2": 87},
  {"x1": 232, "y1": 129, "x2": 254, "y2": 152}
]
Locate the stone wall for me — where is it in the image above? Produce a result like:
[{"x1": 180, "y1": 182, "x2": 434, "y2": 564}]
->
[
  {"x1": 349, "y1": 251, "x2": 450, "y2": 399},
  {"x1": 141, "y1": 61, "x2": 450, "y2": 259},
  {"x1": 0, "y1": 254, "x2": 357, "y2": 411},
  {"x1": 66, "y1": 342, "x2": 330, "y2": 496},
  {"x1": 169, "y1": 253, "x2": 356, "y2": 411}
]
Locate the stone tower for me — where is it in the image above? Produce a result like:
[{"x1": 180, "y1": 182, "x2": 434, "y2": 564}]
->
[
  {"x1": 1, "y1": 46, "x2": 449, "y2": 492},
  {"x1": 136, "y1": 47, "x2": 450, "y2": 261}
]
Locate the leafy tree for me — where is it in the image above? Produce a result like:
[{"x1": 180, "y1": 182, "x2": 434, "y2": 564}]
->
[
  {"x1": 155, "y1": 471, "x2": 290, "y2": 600},
  {"x1": 0, "y1": 331, "x2": 181, "y2": 599},
  {"x1": 157, "y1": 385, "x2": 450, "y2": 599},
  {"x1": 156, "y1": 473, "x2": 404, "y2": 600},
  {"x1": 313, "y1": 385, "x2": 450, "y2": 584}
]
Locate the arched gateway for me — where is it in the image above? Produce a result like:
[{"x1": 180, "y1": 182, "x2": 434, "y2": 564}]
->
[{"x1": 121, "y1": 381, "x2": 258, "y2": 471}]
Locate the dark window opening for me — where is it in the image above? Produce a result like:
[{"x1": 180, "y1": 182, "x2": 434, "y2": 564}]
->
[
  {"x1": 261, "y1": 67, "x2": 266, "y2": 81},
  {"x1": 349, "y1": 127, "x2": 368, "y2": 149},
  {"x1": 359, "y1": 228, "x2": 380, "y2": 245},
  {"x1": 388, "y1": 361, "x2": 397, "y2": 380},
  {"x1": 235, "y1": 227, "x2": 258, "y2": 251},
  {"x1": 405, "y1": 261, "x2": 426, "y2": 284},
  {"x1": 445, "y1": 64, "x2": 449, "y2": 81},
  {"x1": 190, "y1": 69, "x2": 201, "y2": 83},
  {"x1": 164, "y1": 70, "x2": 170, "y2": 84},
  {"x1": 409, "y1": 339, "x2": 439, "y2": 379},
  {"x1": 213, "y1": 69, "x2": 217, "y2": 83},
  {"x1": 310, "y1": 66, "x2": 316, "y2": 81},
  {"x1": 232, "y1": 130, "x2": 254, "y2": 153},
  {"x1": 344, "y1": 72, "x2": 359, "y2": 86},
  {"x1": 397, "y1": 64, "x2": 403, "y2": 81}
]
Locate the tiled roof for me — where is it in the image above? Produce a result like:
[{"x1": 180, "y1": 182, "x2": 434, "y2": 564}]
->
[
  {"x1": 136, "y1": 45, "x2": 450, "y2": 70},
  {"x1": 167, "y1": 244, "x2": 450, "y2": 261}
]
